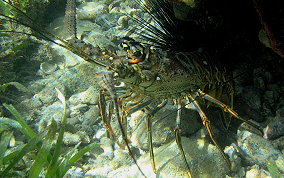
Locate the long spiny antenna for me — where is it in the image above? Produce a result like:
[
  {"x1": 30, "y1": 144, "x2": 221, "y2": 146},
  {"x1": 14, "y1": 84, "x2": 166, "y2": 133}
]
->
[{"x1": 0, "y1": 0, "x2": 107, "y2": 67}]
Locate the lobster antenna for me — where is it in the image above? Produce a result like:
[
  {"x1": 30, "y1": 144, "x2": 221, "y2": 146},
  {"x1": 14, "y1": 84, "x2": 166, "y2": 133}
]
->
[
  {"x1": 0, "y1": 0, "x2": 107, "y2": 67},
  {"x1": 64, "y1": 0, "x2": 77, "y2": 39}
]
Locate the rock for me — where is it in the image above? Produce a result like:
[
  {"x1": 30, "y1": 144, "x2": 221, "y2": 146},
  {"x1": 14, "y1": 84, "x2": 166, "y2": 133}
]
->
[
  {"x1": 107, "y1": 136, "x2": 230, "y2": 177},
  {"x1": 82, "y1": 133, "x2": 230, "y2": 177},
  {"x1": 131, "y1": 103, "x2": 202, "y2": 150},
  {"x1": 100, "y1": 137, "x2": 114, "y2": 159},
  {"x1": 245, "y1": 165, "x2": 271, "y2": 178},
  {"x1": 263, "y1": 90, "x2": 276, "y2": 104},
  {"x1": 76, "y1": 131, "x2": 91, "y2": 144},
  {"x1": 242, "y1": 87, "x2": 262, "y2": 110},
  {"x1": 82, "y1": 105, "x2": 100, "y2": 125},
  {"x1": 66, "y1": 116, "x2": 81, "y2": 125},
  {"x1": 85, "y1": 32, "x2": 117, "y2": 51},
  {"x1": 276, "y1": 108, "x2": 284, "y2": 117},
  {"x1": 263, "y1": 116, "x2": 284, "y2": 139},
  {"x1": 76, "y1": 20, "x2": 102, "y2": 38},
  {"x1": 63, "y1": 132, "x2": 81, "y2": 146},
  {"x1": 39, "y1": 62, "x2": 58, "y2": 75},
  {"x1": 117, "y1": 15, "x2": 128, "y2": 28},
  {"x1": 237, "y1": 130, "x2": 284, "y2": 173},
  {"x1": 77, "y1": 2, "x2": 108, "y2": 20},
  {"x1": 16, "y1": 97, "x2": 43, "y2": 113},
  {"x1": 254, "y1": 76, "x2": 265, "y2": 90},
  {"x1": 272, "y1": 136, "x2": 284, "y2": 151},
  {"x1": 224, "y1": 144, "x2": 244, "y2": 175},
  {"x1": 40, "y1": 101, "x2": 66, "y2": 122},
  {"x1": 73, "y1": 62, "x2": 102, "y2": 88},
  {"x1": 69, "y1": 86, "x2": 99, "y2": 105}
]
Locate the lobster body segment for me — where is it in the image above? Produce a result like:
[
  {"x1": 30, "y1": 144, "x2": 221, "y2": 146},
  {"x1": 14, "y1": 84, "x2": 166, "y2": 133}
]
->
[{"x1": 112, "y1": 48, "x2": 232, "y2": 102}]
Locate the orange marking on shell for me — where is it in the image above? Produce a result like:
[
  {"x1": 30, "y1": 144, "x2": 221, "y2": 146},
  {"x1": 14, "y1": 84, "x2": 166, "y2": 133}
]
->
[{"x1": 128, "y1": 59, "x2": 143, "y2": 64}]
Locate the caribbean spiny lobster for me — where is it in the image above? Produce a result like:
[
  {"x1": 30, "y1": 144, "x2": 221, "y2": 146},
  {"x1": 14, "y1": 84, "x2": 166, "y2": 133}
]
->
[{"x1": 0, "y1": 0, "x2": 265, "y2": 177}]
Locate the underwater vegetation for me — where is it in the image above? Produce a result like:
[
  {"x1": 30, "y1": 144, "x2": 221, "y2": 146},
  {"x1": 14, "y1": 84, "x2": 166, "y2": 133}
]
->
[
  {"x1": 0, "y1": 89, "x2": 99, "y2": 177},
  {"x1": 0, "y1": 0, "x2": 284, "y2": 177}
]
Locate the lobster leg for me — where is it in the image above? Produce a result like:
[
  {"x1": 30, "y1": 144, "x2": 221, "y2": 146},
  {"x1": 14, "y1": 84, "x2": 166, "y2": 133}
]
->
[
  {"x1": 188, "y1": 94, "x2": 232, "y2": 169},
  {"x1": 174, "y1": 100, "x2": 193, "y2": 178},
  {"x1": 98, "y1": 89, "x2": 116, "y2": 138},
  {"x1": 99, "y1": 73, "x2": 146, "y2": 177},
  {"x1": 113, "y1": 92, "x2": 146, "y2": 177},
  {"x1": 197, "y1": 90, "x2": 263, "y2": 134},
  {"x1": 144, "y1": 100, "x2": 167, "y2": 174}
]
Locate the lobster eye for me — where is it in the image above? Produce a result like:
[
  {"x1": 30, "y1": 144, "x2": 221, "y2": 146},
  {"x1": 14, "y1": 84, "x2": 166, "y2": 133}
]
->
[
  {"x1": 133, "y1": 51, "x2": 142, "y2": 57},
  {"x1": 120, "y1": 42, "x2": 130, "y2": 51}
]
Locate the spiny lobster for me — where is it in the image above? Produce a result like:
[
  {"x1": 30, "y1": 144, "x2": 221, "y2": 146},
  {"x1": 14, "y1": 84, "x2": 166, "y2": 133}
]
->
[{"x1": 0, "y1": 0, "x2": 264, "y2": 177}]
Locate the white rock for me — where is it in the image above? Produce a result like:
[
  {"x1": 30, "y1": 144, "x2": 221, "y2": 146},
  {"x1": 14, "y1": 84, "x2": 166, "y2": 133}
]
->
[
  {"x1": 238, "y1": 130, "x2": 284, "y2": 173},
  {"x1": 63, "y1": 132, "x2": 81, "y2": 146},
  {"x1": 69, "y1": 86, "x2": 99, "y2": 105},
  {"x1": 77, "y1": 2, "x2": 108, "y2": 20}
]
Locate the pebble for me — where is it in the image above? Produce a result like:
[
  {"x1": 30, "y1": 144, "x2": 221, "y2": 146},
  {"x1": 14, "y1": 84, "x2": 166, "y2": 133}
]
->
[
  {"x1": 100, "y1": 137, "x2": 114, "y2": 159},
  {"x1": 70, "y1": 104, "x2": 89, "y2": 118},
  {"x1": 242, "y1": 87, "x2": 262, "y2": 110},
  {"x1": 16, "y1": 97, "x2": 43, "y2": 114},
  {"x1": 276, "y1": 108, "x2": 284, "y2": 117},
  {"x1": 40, "y1": 101, "x2": 66, "y2": 122},
  {"x1": 245, "y1": 165, "x2": 271, "y2": 178},
  {"x1": 63, "y1": 132, "x2": 81, "y2": 146},
  {"x1": 66, "y1": 116, "x2": 81, "y2": 125},
  {"x1": 77, "y1": 2, "x2": 108, "y2": 20},
  {"x1": 254, "y1": 76, "x2": 265, "y2": 90},
  {"x1": 39, "y1": 62, "x2": 58, "y2": 75},
  {"x1": 263, "y1": 116, "x2": 284, "y2": 139},
  {"x1": 86, "y1": 32, "x2": 117, "y2": 51},
  {"x1": 69, "y1": 86, "x2": 99, "y2": 105},
  {"x1": 264, "y1": 90, "x2": 275, "y2": 104},
  {"x1": 76, "y1": 131, "x2": 91, "y2": 144},
  {"x1": 224, "y1": 145, "x2": 244, "y2": 174},
  {"x1": 117, "y1": 15, "x2": 128, "y2": 28}
]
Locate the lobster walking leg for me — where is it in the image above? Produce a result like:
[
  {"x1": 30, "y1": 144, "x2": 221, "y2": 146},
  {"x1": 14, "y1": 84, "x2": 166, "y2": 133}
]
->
[
  {"x1": 100, "y1": 73, "x2": 146, "y2": 177},
  {"x1": 144, "y1": 100, "x2": 167, "y2": 173},
  {"x1": 98, "y1": 89, "x2": 116, "y2": 138},
  {"x1": 197, "y1": 90, "x2": 263, "y2": 135},
  {"x1": 188, "y1": 94, "x2": 232, "y2": 169},
  {"x1": 174, "y1": 101, "x2": 193, "y2": 178}
]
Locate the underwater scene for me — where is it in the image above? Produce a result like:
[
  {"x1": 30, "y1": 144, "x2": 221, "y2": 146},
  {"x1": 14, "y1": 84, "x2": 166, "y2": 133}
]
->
[{"x1": 0, "y1": 0, "x2": 284, "y2": 177}]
